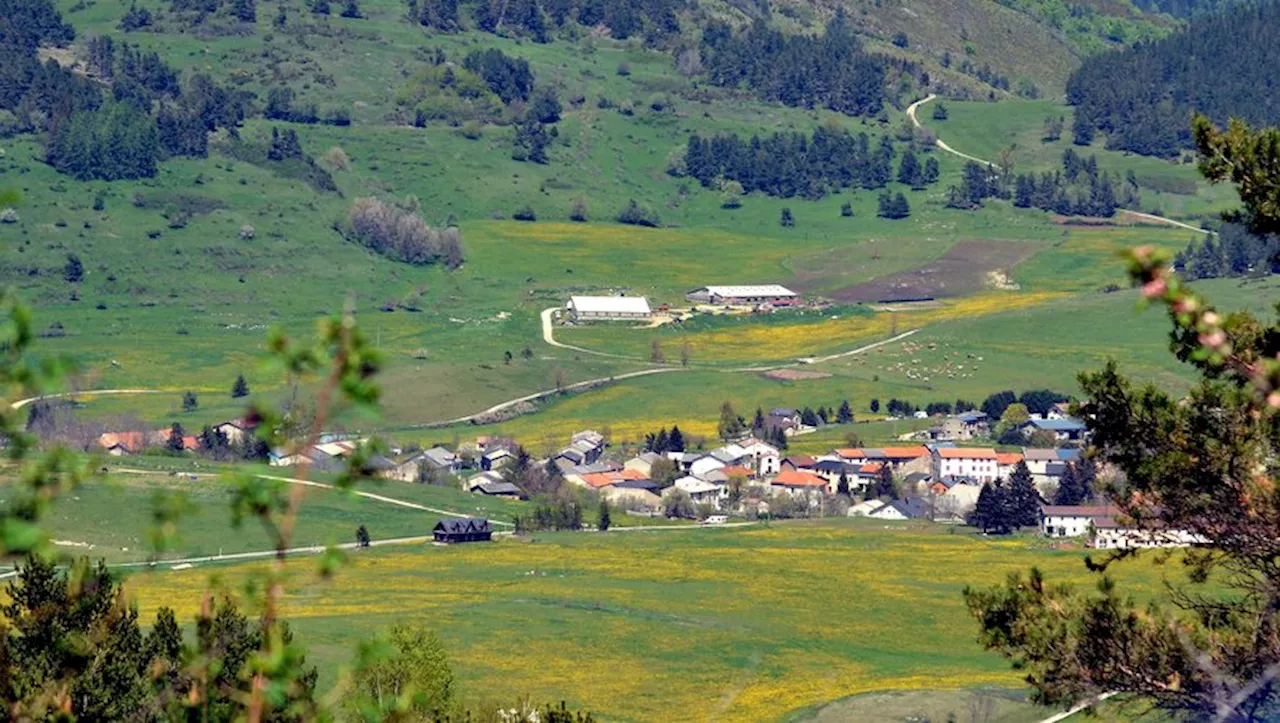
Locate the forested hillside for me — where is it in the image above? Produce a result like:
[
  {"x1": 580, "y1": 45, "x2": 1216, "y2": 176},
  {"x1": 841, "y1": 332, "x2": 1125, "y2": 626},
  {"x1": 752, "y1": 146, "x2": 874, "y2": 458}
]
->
[
  {"x1": 1129, "y1": 0, "x2": 1235, "y2": 18},
  {"x1": 1066, "y1": 0, "x2": 1280, "y2": 156}
]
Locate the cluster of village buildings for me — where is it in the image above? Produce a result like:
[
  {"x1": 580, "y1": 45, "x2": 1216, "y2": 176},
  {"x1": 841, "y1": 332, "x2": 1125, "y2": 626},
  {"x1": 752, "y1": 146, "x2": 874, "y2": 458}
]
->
[
  {"x1": 376, "y1": 407, "x2": 1188, "y2": 550},
  {"x1": 90, "y1": 396, "x2": 1187, "y2": 550}
]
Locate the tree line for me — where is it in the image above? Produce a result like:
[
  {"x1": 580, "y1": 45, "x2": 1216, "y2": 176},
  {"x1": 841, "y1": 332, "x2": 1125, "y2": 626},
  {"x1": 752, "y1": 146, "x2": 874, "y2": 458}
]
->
[
  {"x1": 2, "y1": 1, "x2": 343, "y2": 184},
  {"x1": 1065, "y1": 1, "x2": 1280, "y2": 156},
  {"x1": 1174, "y1": 222, "x2": 1280, "y2": 279},
  {"x1": 700, "y1": 12, "x2": 922, "y2": 119},
  {"x1": 407, "y1": 0, "x2": 684, "y2": 44},
  {"x1": 946, "y1": 150, "x2": 1139, "y2": 218},
  {"x1": 681, "y1": 128, "x2": 937, "y2": 200}
]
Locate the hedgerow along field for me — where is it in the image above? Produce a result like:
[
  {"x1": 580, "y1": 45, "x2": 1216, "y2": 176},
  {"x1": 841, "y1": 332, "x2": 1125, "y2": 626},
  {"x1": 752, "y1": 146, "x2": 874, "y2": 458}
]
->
[
  {"x1": 1, "y1": 0, "x2": 1239, "y2": 445},
  {"x1": 120, "y1": 518, "x2": 1184, "y2": 722}
]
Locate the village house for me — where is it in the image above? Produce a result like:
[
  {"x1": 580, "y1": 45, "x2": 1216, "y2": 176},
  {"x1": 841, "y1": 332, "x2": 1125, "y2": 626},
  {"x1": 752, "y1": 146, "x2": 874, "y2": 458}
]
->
[
  {"x1": 624, "y1": 451, "x2": 663, "y2": 477},
  {"x1": 864, "y1": 498, "x2": 930, "y2": 521},
  {"x1": 433, "y1": 518, "x2": 492, "y2": 544},
  {"x1": 933, "y1": 447, "x2": 1000, "y2": 483},
  {"x1": 674, "y1": 476, "x2": 725, "y2": 508},
  {"x1": 97, "y1": 431, "x2": 149, "y2": 456},
  {"x1": 936, "y1": 482, "x2": 983, "y2": 521},
  {"x1": 781, "y1": 455, "x2": 817, "y2": 472},
  {"x1": 902, "y1": 471, "x2": 934, "y2": 495},
  {"x1": 1046, "y1": 402, "x2": 1073, "y2": 420},
  {"x1": 466, "y1": 470, "x2": 507, "y2": 491},
  {"x1": 472, "y1": 481, "x2": 523, "y2": 500},
  {"x1": 1041, "y1": 504, "x2": 1204, "y2": 549},
  {"x1": 933, "y1": 411, "x2": 990, "y2": 441},
  {"x1": 846, "y1": 498, "x2": 885, "y2": 517},
  {"x1": 481, "y1": 447, "x2": 515, "y2": 472},
  {"x1": 1041, "y1": 505, "x2": 1120, "y2": 538},
  {"x1": 737, "y1": 438, "x2": 781, "y2": 476},
  {"x1": 688, "y1": 454, "x2": 727, "y2": 480},
  {"x1": 1021, "y1": 417, "x2": 1088, "y2": 443},
  {"x1": 769, "y1": 469, "x2": 827, "y2": 499},
  {"x1": 601, "y1": 479, "x2": 662, "y2": 510},
  {"x1": 215, "y1": 417, "x2": 257, "y2": 444},
  {"x1": 684, "y1": 285, "x2": 797, "y2": 306},
  {"x1": 995, "y1": 452, "x2": 1024, "y2": 479},
  {"x1": 387, "y1": 446, "x2": 460, "y2": 482},
  {"x1": 562, "y1": 460, "x2": 624, "y2": 487},
  {"x1": 767, "y1": 408, "x2": 804, "y2": 435},
  {"x1": 837, "y1": 446, "x2": 932, "y2": 476},
  {"x1": 567, "y1": 295, "x2": 652, "y2": 322}
]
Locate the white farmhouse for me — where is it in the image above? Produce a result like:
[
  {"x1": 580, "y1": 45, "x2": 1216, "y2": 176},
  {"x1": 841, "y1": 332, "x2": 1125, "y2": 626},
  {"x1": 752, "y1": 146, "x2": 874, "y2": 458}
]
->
[{"x1": 1040, "y1": 505, "x2": 1118, "y2": 538}]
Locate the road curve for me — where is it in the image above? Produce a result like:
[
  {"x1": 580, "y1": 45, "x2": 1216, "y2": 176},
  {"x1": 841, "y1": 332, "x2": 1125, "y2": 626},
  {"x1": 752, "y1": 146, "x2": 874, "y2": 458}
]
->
[
  {"x1": 11, "y1": 388, "x2": 165, "y2": 410},
  {"x1": 905, "y1": 95, "x2": 1213, "y2": 236},
  {"x1": 539, "y1": 307, "x2": 644, "y2": 360}
]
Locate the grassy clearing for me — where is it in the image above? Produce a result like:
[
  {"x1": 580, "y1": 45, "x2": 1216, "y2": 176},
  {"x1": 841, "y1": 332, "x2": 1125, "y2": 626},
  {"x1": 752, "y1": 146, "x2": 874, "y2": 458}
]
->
[
  {"x1": 32, "y1": 472, "x2": 445, "y2": 564},
  {"x1": 122, "y1": 519, "x2": 1185, "y2": 722},
  {"x1": 918, "y1": 99, "x2": 1240, "y2": 219}
]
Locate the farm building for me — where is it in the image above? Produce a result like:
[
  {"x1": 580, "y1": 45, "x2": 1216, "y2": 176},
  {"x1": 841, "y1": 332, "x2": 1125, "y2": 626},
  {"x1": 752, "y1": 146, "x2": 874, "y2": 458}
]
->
[
  {"x1": 567, "y1": 296, "x2": 652, "y2": 321},
  {"x1": 433, "y1": 518, "x2": 493, "y2": 543},
  {"x1": 685, "y1": 285, "x2": 797, "y2": 305}
]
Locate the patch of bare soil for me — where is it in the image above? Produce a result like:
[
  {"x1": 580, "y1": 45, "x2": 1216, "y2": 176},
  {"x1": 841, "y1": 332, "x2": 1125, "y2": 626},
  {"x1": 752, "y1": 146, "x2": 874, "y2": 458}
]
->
[
  {"x1": 826, "y1": 241, "x2": 1037, "y2": 303},
  {"x1": 761, "y1": 369, "x2": 833, "y2": 381}
]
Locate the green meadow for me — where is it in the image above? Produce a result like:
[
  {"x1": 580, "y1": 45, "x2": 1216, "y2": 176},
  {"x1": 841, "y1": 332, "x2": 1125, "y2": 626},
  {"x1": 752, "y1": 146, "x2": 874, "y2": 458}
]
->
[
  {"x1": 120, "y1": 518, "x2": 1186, "y2": 721},
  {"x1": 0, "y1": 0, "x2": 1245, "y2": 450}
]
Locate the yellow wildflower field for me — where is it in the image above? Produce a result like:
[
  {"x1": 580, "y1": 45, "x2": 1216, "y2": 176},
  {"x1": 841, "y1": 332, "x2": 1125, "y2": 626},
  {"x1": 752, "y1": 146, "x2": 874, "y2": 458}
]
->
[{"x1": 124, "y1": 520, "x2": 1175, "y2": 722}]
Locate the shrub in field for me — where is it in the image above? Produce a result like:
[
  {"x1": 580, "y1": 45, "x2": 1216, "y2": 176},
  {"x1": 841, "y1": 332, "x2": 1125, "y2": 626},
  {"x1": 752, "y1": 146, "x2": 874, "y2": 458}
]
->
[
  {"x1": 616, "y1": 199, "x2": 660, "y2": 227},
  {"x1": 344, "y1": 196, "x2": 464, "y2": 268}
]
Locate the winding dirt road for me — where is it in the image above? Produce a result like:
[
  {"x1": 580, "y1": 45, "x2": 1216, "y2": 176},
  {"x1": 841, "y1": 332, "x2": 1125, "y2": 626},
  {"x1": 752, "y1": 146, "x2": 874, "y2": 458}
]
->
[{"x1": 905, "y1": 94, "x2": 1213, "y2": 236}]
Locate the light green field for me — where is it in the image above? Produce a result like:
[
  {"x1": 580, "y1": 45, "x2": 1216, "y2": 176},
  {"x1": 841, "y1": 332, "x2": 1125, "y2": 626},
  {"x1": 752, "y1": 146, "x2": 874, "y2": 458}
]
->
[
  {"x1": 918, "y1": 98, "x2": 1240, "y2": 218},
  {"x1": 0, "y1": 0, "x2": 1249, "y2": 451},
  {"x1": 123, "y1": 518, "x2": 1186, "y2": 722},
  {"x1": 423, "y1": 276, "x2": 1277, "y2": 444},
  {"x1": 29, "y1": 471, "x2": 526, "y2": 563}
]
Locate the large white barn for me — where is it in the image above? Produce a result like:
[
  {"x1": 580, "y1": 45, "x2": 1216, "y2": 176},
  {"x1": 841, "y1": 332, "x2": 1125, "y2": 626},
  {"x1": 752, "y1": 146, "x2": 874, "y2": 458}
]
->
[
  {"x1": 685, "y1": 285, "x2": 797, "y2": 305},
  {"x1": 567, "y1": 296, "x2": 652, "y2": 321}
]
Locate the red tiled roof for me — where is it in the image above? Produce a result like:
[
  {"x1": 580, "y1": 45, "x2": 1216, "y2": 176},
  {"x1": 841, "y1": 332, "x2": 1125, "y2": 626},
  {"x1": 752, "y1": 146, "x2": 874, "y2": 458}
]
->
[
  {"x1": 721, "y1": 465, "x2": 754, "y2": 478},
  {"x1": 835, "y1": 448, "x2": 865, "y2": 459},
  {"x1": 937, "y1": 447, "x2": 998, "y2": 459},
  {"x1": 582, "y1": 469, "x2": 648, "y2": 488},
  {"x1": 580, "y1": 472, "x2": 617, "y2": 489},
  {"x1": 880, "y1": 446, "x2": 929, "y2": 459},
  {"x1": 98, "y1": 431, "x2": 147, "y2": 452},
  {"x1": 858, "y1": 462, "x2": 884, "y2": 474},
  {"x1": 996, "y1": 452, "x2": 1024, "y2": 465},
  {"x1": 783, "y1": 455, "x2": 817, "y2": 468},
  {"x1": 770, "y1": 469, "x2": 826, "y2": 488}
]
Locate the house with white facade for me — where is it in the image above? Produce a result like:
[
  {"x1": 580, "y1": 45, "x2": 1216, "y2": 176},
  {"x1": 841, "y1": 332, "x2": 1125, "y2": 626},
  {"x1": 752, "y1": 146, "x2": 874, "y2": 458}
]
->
[
  {"x1": 674, "y1": 476, "x2": 725, "y2": 508},
  {"x1": 1040, "y1": 505, "x2": 1119, "y2": 538},
  {"x1": 933, "y1": 447, "x2": 999, "y2": 483},
  {"x1": 737, "y1": 438, "x2": 781, "y2": 476}
]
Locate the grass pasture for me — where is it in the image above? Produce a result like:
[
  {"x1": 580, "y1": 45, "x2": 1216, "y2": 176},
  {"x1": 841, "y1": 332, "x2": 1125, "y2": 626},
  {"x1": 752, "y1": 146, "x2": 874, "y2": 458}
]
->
[
  {"x1": 918, "y1": 99, "x2": 1240, "y2": 219},
  {"x1": 31, "y1": 471, "x2": 522, "y2": 564},
  {"x1": 122, "y1": 519, "x2": 1184, "y2": 721}
]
